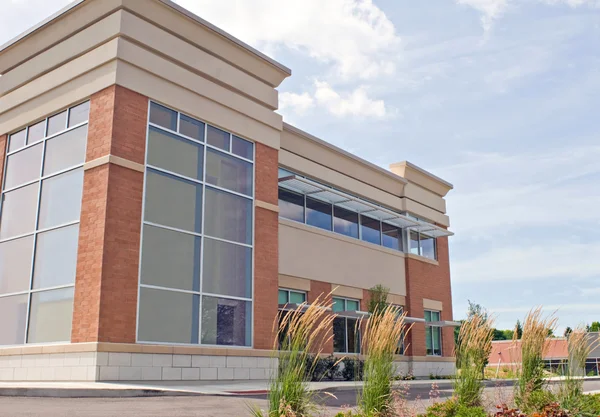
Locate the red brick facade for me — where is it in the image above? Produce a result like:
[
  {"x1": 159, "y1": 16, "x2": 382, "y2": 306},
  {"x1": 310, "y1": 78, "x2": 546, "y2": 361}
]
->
[
  {"x1": 71, "y1": 85, "x2": 147, "y2": 343},
  {"x1": 308, "y1": 280, "x2": 335, "y2": 354},
  {"x1": 404, "y1": 237, "x2": 454, "y2": 357}
]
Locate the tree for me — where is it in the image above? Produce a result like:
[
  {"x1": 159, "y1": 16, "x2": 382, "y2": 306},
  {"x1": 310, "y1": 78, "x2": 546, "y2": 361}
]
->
[
  {"x1": 564, "y1": 327, "x2": 573, "y2": 338},
  {"x1": 547, "y1": 328, "x2": 555, "y2": 338},
  {"x1": 515, "y1": 320, "x2": 523, "y2": 339},
  {"x1": 367, "y1": 284, "x2": 390, "y2": 314},
  {"x1": 493, "y1": 329, "x2": 508, "y2": 340},
  {"x1": 502, "y1": 329, "x2": 515, "y2": 340},
  {"x1": 467, "y1": 300, "x2": 489, "y2": 321},
  {"x1": 588, "y1": 322, "x2": 600, "y2": 332}
]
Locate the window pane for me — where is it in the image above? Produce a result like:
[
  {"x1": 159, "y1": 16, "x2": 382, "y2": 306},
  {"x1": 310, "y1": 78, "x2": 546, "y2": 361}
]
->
[
  {"x1": 140, "y1": 224, "x2": 200, "y2": 292},
  {"x1": 424, "y1": 311, "x2": 432, "y2": 322},
  {"x1": 382, "y1": 223, "x2": 402, "y2": 251},
  {"x1": 347, "y1": 318, "x2": 359, "y2": 353},
  {"x1": 432, "y1": 311, "x2": 441, "y2": 321},
  {"x1": 207, "y1": 125, "x2": 230, "y2": 151},
  {"x1": 421, "y1": 235, "x2": 436, "y2": 260},
  {"x1": 144, "y1": 170, "x2": 203, "y2": 233},
  {"x1": 8, "y1": 129, "x2": 26, "y2": 153},
  {"x1": 333, "y1": 206, "x2": 358, "y2": 238},
  {"x1": 346, "y1": 300, "x2": 360, "y2": 311},
  {"x1": 0, "y1": 236, "x2": 34, "y2": 295},
  {"x1": 202, "y1": 238, "x2": 252, "y2": 299},
  {"x1": 179, "y1": 114, "x2": 205, "y2": 142},
  {"x1": 332, "y1": 297, "x2": 344, "y2": 312},
  {"x1": 333, "y1": 317, "x2": 346, "y2": 353},
  {"x1": 410, "y1": 231, "x2": 420, "y2": 255},
  {"x1": 204, "y1": 187, "x2": 252, "y2": 244},
  {"x1": 138, "y1": 287, "x2": 198, "y2": 344},
  {"x1": 38, "y1": 169, "x2": 84, "y2": 230},
  {"x1": 0, "y1": 183, "x2": 39, "y2": 240},
  {"x1": 27, "y1": 287, "x2": 74, "y2": 343},
  {"x1": 360, "y1": 215, "x2": 381, "y2": 245},
  {"x1": 306, "y1": 197, "x2": 332, "y2": 231},
  {"x1": 68, "y1": 101, "x2": 90, "y2": 127},
  {"x1": 278, "y1": 168, "x2": 294, "y2": 179},
  {"x1": 278, "y1": 290, "x2": 288, "y2": 304},
  {"x1": 232, "y1": 135, "x2": 253, "y2": 160},
  {"x1": 47, "y1": 111, "x2": 67, "y2": 136},
  {"x1": 0, "y1": 294, "x2": 28, "y2": 345},
  {"x1": 279, "y1": 189, "x2": 304, "y2": 223},
  {"x1": 425, "y1": 326, "x2": 433, "y2": 355},
  {"x1": 27, "y1": 121, "x2": 46, "y2": 144},
  {"x1": 149, "y1": 102, "x2": 177, "y2": 131},
  {"x1": 206, "y1": 148, "x2": 253, "y2": 196},
  {"x1": 432, "y1": 327, "x2": 441, "y2": 355},
  {"x1": 43, "y1": 125, "x2": 87, "y2": 176},
  {"x1": 32, "y1": 225, "x2": 79, "y2": 289},
  {"x1": 4, "y1": 143, "x2": 43, "y2": 189},
  {"x1": 147, "y1": 126, "x2": 204, "y2": 180},
  {"x1": 201, "y1": 296, "x2": 251, "y2": 346},
  {"x1": 289, "y1": 292, "x2": 306, "y2": 304}
]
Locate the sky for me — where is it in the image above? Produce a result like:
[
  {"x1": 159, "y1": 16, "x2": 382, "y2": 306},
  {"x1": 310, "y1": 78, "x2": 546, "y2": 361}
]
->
[{"x1": 2, "y1": 0, "x2": 599, "y2": 335}]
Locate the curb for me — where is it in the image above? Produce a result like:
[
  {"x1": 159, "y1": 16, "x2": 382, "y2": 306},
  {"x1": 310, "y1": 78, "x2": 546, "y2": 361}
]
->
[{"x1": 0, "y1": 388, "x2": 202, "y2": 398}]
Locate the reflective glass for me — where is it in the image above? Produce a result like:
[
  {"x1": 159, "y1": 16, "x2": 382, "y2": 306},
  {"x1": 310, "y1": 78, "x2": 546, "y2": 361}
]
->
[
  {"x1": 4, "y1": 143, "x2": 43, "y2": 189},
  {"x1": 306, "y1": 197, "x2": 332, "y2": 231},
  {"x1": 204, "y1": 187, "x2": 252, "y2": 244},
  {"x1": 0, "y1": 236, "x2": 34, "y2": 295},
  {"x1": 202, "y1": 238, "x2": 252, "y2": 298},
  {"x1": 289, "y1": 291, "x2": 306, "y2": 304},
  {"x1": 346, "y1": 300, "x2": 360, "y2": 311},
  {"x1": 360, "y1": 215, "x2": 381, "y2": 245},
  {"x1": 410, "y1": 231, "x2": 420, "y2": 255},
  {"x1": 27, "y1": 121, "x2": 46, "y2": 144},
  {"x1": 8, "y1": 129, "x2": 26, "y2": 153},
  {"x1": 207, "y1": 125, "x2": 230, "y2": 151},
  {"x1": 0, "y1": 183, "x2": 39, "y2": 240},
  {"x1": 333, "y1": 317, "x2": 346, "y2": 353},
  {"x1": 149, "y1": 102, "x2": 177, "y2": 131},
  {"x1": 147, "y1": 127, "x2": 204, "y2": 181},
  {"x1": 425, "y1": 311, "x2": 432, "y2": 322},
  {"x1": 420, "y1": 235, "x2": 436, "y2": 260},
  {"x1": 347, "y1": 318, "x2": 359, "y2": 353},
  {"x1": 279, "y1": 189, "x2": 304, "y2": 223},
  {"x1": 332, "y1": 297, "x2": 344, "y2": 312},
  {"x1": 206, "y1": 148, "x2": 253, "y2": 196},
  {"x1": 278, "y1": 290, "x2": 288, "y2": 304},
  {"x1": 333, "y1": 206, "x2": 358, "y2": 238},
  {"x1": 68, "y1": 101, "x2": 90, "y2": 127},
  {"x1": 425, "y1": 326, "x2": 433, "y2": 355},
  {"x1": 47, "y1": 111, "x2": 67, "y2": 136},
  {"x1": 38, "y1": 169, "x2": 84, "y2": 230},
  {"x1": 43, "y1": 125, "x2": 87, "y2": 176},
  {"x1": 144, "y1": 170, "x2": 203, "y2": 233},
  {"x1": 138, "y1": 287, "x2": 199, "y2": 344},
  {"x1": 32, "y1": 225, "x2": 80, "y2": 289},
  {"x1": 382, "y1": 222, "x2": 402, "y2": 251},
  {"x1": 140, "y1": 225, "x2": 201, "y2": 292},
  {"x1": 201, "y1": 296, "x2": 251, "y2": 346},
  {"x1": 179, "y1": 114, "x2": 205, "y2": 142},
  {"x1": 0, "y1": 294, "x2": 28, "y2": 345},
  {"x1": 27, "y1": 287, "x2": 74, "y2": 343},
  {"x1": 231, "y1": 136, "x2": 253, "y2": 160}
]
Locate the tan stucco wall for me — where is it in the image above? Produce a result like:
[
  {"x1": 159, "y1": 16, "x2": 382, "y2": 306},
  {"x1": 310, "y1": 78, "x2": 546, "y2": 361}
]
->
[
  {"x1": 423, "y1": 298, "x2": 444, "y2": 311},
  {"x1": 279, "y1": 219, "x2": 407, "y2": 296}
]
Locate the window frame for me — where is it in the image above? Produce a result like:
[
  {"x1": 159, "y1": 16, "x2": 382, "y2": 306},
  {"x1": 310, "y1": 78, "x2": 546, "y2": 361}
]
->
[
  {"x1": 278, "y1": 288, "x2": 307, "y2": 306},
  {"x1": 425, "y1": 309, "x2": 442, "y2": 356},
  {"x1": 332, "y1": 296, "x2": 362, "y2": 354},
  {"x1": 136, "y1": 101, "x2": 256, "y2": 348},
  {"x1": 0, "y1": 101, "x2": 90, "y2": 346}
]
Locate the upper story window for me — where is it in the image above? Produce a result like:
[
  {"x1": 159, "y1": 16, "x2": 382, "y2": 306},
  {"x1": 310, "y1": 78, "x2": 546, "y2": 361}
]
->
[
  {"x1": 278, "y1": 288, "x2": 307, "y2": 305},
  {"x1": 277, "y1": 168, "x2": 435, "y2": 259},
  {"x1": 0, "y1": 101, "x2": 90, "y2": 346},
  {"x1": 333, "y1": 297, "x2": 361, "y2": 354}
]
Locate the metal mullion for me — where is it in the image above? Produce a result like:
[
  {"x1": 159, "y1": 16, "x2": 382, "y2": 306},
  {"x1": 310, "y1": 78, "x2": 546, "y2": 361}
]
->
[
  {"x1": 0, "y1": 231, "x2": 36, "y2": 245},
  {"x1": 140, "y1": 284, "x2": 201, "y2": 296},
  {"x1": 249, "y1": 135, "x2": 255, "y2": 349},
  {"x1": 6, "y1": 121, "x2": 88, "y2": 158},
  {"x1": 202, "y1": 292, "x2": 253, "y2": 302},
  {"x1": 35, "y1": 220, "x2": 80, "y2": 236},
  {"x1": 148, "y1": 122, "x2": 205, "y2": 148},
  {"x1": 2, "y1": 178, "x2": 42, "y2": 194},
  {"x1": 0, "y1": 289, "x2": 31, "y2": 298},
  {"x1": 146, "y1": 164, "x2": 204, "y2": 186},
  {"x1": 204, "y1": 183, "x2": 253, "y2": 201},
  {"x1": 143, "y1": 221, "x2": 202, "y2": 238},
  {"x1": 203, "y1": 234, "x2": 253, "y2": 249},
  {"x1": 39, "y1": 164, "x2": 84, "y2": 183},
  {"x1": 23, "y1": 122, "x2": 48, "y2": 345},
  {"x1": 198, "y1": 121, "x2": 208, "y2": 345},
  {"x1": 29, "y1": 284, "x2": 75, "y2": 294}
]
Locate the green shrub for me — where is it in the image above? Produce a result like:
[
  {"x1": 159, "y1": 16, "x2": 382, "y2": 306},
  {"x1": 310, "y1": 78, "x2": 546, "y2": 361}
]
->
[
  {"x1": 342, "y1": 357, "x2": 364, "y2": 381},
  {"x1": 522, "y1": 389, "x2": 556, "y2": 413},
  {"x1": 420, "y1": 399, "x2": 486, "y2": 417}
]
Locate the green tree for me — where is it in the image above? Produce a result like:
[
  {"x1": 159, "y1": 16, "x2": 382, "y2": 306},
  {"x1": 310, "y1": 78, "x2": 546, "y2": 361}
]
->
[
  {"x1": 588, "y1": 321, "x2": 600, "y2": 332},
  {"x1": 502, "y1": 329, "x2": 515, "y2": 340},
  {"x1": 515, "y1": 320, "x2": 523, "y2": 339},
  {"x1": 493, "y1": 329, "x2": 508, "y2": 340},
  {"x1": 564, "y1": 327, "x2": 573, "y2": 338},
  {"x1": 368, "y1": 284, "x2": 390, "y2": 314}
]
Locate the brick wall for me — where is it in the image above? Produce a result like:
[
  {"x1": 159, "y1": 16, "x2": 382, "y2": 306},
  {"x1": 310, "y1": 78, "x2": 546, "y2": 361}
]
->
[
  {"x1": 72, "y1": 85, "x2": 147, "y2": 343},
  {"x1": 404, "y1": 237, "x2": 454, "y2": 357},
  {"x1": 253, "y1": 143, "x2": 279, "y2": 350}
]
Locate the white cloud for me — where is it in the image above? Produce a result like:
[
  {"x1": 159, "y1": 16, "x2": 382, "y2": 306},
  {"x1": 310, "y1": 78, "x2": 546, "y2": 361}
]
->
[
  {"x1": 174, "y1": 0, "x2": 400, "y2": 80},
  {"x1": 456, "y1": 0, "x2": 510, "y2": 34},
  {"x1": 490, "y1": 303, "x2": 600, "y2": 314},
  {"x1": 279, "y1": 80, "x2": 394, "y2": 119}
]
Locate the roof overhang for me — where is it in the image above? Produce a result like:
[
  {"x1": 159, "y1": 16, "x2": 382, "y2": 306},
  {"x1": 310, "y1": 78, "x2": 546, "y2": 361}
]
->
[
  {"x1": 279, "y1": 175, "x2": 453, "y2": 237},
  {"x1": 430, "y1": 320, "x2": 462, "y2": 327}
]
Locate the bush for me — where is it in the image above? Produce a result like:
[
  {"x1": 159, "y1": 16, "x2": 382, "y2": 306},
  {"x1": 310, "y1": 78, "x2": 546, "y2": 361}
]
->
[
  {"x1": 523, "y1": 389, "x2": 556, "y2": 413},
  {"x1": 342, "y1": 357, "x2": 364, "y2": 381},
  {"x1": 420, "y1": 399, "x2": 486, "y2": 417}
]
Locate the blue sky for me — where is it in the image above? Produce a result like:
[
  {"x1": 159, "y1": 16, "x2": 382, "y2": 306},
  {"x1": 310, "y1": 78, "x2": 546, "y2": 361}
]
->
[{"x1": 2, "y1": 0, "x2": 599, "y2": 334}]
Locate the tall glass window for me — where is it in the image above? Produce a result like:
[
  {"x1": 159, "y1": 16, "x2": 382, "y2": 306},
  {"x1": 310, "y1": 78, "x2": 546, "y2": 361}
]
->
[
  {"x1": 333, "y1": 206, "x2": 359, "y2": 238},
  {"x1": 0, "y1": 102, "x2": 89, "y2": 345},
  {"x1": 425, "y1": 310, "x2": 442, "y2": 356},
  {"x1": 333, "y1": 297, "x2": 361, "y2": 354},
  {"x1": 138, "y1": 102, "x2": 254, "y2": 347},
  {"x1": 306, "y1": 197, "x2": 332, "y2": 231}
]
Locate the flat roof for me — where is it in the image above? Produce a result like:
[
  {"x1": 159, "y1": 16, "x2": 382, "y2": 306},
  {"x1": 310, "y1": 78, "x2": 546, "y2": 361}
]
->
[{"x1": 0, "y1": 0, "x2": 292, "y2": 76}]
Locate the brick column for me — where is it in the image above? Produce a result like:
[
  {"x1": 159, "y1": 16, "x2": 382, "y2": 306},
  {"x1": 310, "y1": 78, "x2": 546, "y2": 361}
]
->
[
  {"x1": 404, "y1": 236, "x2": 454, "y2": 358},
  {"x1": 253, "y1": 143, "x2": 280, "y2": 350},
  {"x1": 71, "y1": 85, "x2": 147, "y2": 343}
]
